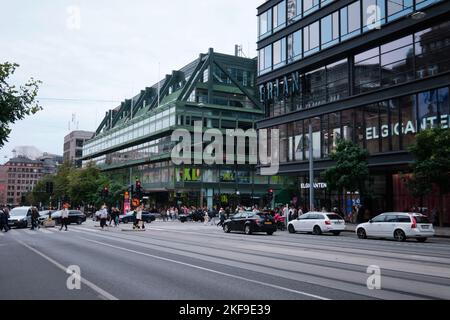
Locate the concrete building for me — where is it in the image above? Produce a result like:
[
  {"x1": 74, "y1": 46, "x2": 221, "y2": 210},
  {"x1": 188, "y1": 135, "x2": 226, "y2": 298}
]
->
[
  {"x1": 64, "y1": 131, "x2": 94, "y2": 167},
  {"x1": 0, "y1": 165, "x2": 7, "y2": 206},
  {"x1": 37, "y1": 153, "x2": 64, "y2": 175},
  {"x1": 3, "y1": 156, "x2": 44, "y2": 206}
]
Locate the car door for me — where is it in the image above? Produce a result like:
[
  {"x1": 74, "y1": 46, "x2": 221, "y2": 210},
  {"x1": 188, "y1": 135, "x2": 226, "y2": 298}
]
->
[
  {"x1": 229, "y1": 213, "x2": 241, "y2": 231},
  {"x1": 366, "y1": 215, "x2": 386, "y2": 237},
  {"x1": 293, "y1": 214, "x2": 308, "y2": 231},
  {"x1": 382, "y1": 215, "x2": 399, "y2": 237},
  {"x1": 309, "y1": 214, "x2": 323, "y2": 232},
  {"x1": 300, "y1": 214, "x2": 314, "y2": 231}
]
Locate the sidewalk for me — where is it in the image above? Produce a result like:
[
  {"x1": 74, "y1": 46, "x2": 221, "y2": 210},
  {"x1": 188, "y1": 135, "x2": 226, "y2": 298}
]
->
[{"x1": 343, "y1": 223, "x2": 450, "y2": 238}]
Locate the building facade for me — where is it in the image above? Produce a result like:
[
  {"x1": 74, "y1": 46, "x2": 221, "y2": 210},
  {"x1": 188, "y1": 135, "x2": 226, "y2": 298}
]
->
[
  {"x1": 64, "y1": 131, "x2": 94, "y2": 167},
  {"x1": 256, "y1": 0, "x2": 450, "y2": 223},
  {"x1": 82, "y1": 49, "x2": 287, "y2": 209},
  {"x1": 2, "y1": 157, "x2": 44, "y2": 206},
  {"x1": 0, "y1": 165, "x2": 7, "y2": 206}
]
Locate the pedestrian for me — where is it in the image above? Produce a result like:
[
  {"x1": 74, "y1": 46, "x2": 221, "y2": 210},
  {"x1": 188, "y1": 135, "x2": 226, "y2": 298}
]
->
[
  {"x1": 217, "y1": 208, "x2": 226, "y2": 227},
  {"x1": 203, "y1": 209, "x2": 209, "y2": 225},
  {"x1": 60, "y1": 203, "x2": 70, "y2": 231},
  {"x1": 134, "y1": 205, "x2": 144, "y2": 230},
  {"x1": 0, "y1": 209, "x2": 7, "y2": 232},
  {"x1": 30, "y1": 206, "x2": 40, "y2": 230},
  {"x1": 109, "y1": 207, "x2": 116, "y2": 226},
  {"x1": 99, "y1": 204, "x2": 108, "y2": 230}
]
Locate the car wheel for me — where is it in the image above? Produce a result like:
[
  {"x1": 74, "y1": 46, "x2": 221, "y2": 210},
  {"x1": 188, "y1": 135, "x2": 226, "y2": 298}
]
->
[
  {"x1": 223, "y1": 224, "x2": 231, "y2": 233},
  {"x1": 267, "y1": 231, "x2": 274, "y2": 235},
  {"x1": 394, "y1": 229, "x2": 406, "y2": 242},
  {"x1": 357, "y1": 228, "x2": 367, "y2": 239},
  {"x1": 244, "y1": 225, "x2": 252, "y2": 235},
  {"x1": 416, "y1": 237, "x2": 427, "y2": 243},
  {"x1": 76, "y1": 218, "x2": 82, "y2": 225},
  {"x1": 313, "y1": 225, "x2": 322, "y2": 235},
  {"x1": 332, "y1": 231, "x2": 341, "y2": 236},
  {"x1": 288, "y1": 224, "x2": 296, "y2": 234}
]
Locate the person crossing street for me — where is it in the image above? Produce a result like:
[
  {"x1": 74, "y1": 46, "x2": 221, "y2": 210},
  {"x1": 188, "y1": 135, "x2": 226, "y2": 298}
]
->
[{"x1": 60, "y1": 204, "x2": 69, "y2": 231}]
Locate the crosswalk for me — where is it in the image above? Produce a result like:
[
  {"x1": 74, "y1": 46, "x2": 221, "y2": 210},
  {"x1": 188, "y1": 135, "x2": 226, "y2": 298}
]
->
[{"x1": 0, "y1": 227, "x2": 69, "y2": 236}]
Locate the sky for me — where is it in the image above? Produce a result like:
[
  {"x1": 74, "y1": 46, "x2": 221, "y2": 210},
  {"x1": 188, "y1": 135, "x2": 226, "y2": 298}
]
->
[{"x1": 0, "y1": 0, "x2": 261, "y2": 164}]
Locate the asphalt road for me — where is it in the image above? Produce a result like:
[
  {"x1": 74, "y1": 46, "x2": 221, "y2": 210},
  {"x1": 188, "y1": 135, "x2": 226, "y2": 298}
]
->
[{"x1": 1, "y1": 219, "x2": 450, "y2": 300}]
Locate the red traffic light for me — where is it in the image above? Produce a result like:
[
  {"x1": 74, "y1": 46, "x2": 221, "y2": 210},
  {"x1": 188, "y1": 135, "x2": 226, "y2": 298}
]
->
[{"x1": 268, "y1": 189, "x2": 273, "y2": 194}]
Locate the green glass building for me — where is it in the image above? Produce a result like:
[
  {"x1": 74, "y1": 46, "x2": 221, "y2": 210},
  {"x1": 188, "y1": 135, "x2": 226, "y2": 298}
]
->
[{"x1": 82, "y1": 49, "x2": 287, "y2": 209}]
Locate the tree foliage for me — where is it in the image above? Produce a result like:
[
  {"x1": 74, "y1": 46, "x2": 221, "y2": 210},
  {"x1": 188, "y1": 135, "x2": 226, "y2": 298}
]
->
[
  {"x1": 322, "y1": 139, "x2": 370, "y2": 194},
  {"x1": 408, "y1": 127, "x2": 450, "y2": 226},
  {"x1": 0, "y1": 62, "x2": 42, "y2": 148}
]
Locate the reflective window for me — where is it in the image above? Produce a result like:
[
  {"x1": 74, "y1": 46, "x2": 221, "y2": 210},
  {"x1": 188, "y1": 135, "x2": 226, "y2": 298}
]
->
[
  {"x1": 415, "y1": 0, "x2": 441, "y2": 10},
  {"x1": 380, "y1": 36, "x2": 414, "y2": 87},
  {"x1": 303, "y1": 0, "x2": 320, "y2": 16},
  {"x1": 304, "y1": 66, "x2": 326, "y2": 108},
  {"x1": 365, "y1": 104, "x2": 380, "y2": 154},
  {"x1": 273, "y1": 38, "x2": 287, "y2": 69},
  {"x1": 387, "y1": 0, "x2": 413, "y2": 22},
  {"x1": 258, "y1": 10, "x2": 273, "y2": 39},
  {"x1": 354, "y1": 47, "x2": 381, "y2": 94},
  {"x1": 294, "y1": 120, "x2": 304, "y2": 161},
  {"x1": 273, "y1": 1, "x2": 286, "y2": 32},
  {"x1": 321, "y1": 12, "x2": 339, "y2": 49},
  {"x1": 418, "y1": 90, "x2": 439, "y2": 130},
  {"x1": 287, "y1": 0, "x2": 302, "y2": 22},
  {"x1": 400, "y1": 94, "x2": 417, "y2": 149},
  {"x1": 287, "y1": 30, "x2": 302, "y2": 63},
  {"x1": 341, "y1": 1, "x2": 361, "y2": 41},
  {"x1": 304, "y1": 21, "x2": 320, "y2": 56},
  {"x1": 326, "y1": 59, "x2": 349, "y2": 103},
  {"x1": 438, "y1": 87, "x2": 449, "y2": 129},
  {"x1": 362, "y1": 0, "x2": 385, "y2": 32}
]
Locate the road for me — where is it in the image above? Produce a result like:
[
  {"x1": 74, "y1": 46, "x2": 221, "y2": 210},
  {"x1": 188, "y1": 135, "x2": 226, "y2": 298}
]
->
[{"x1": 1, "y1": 219, "x2": 450, "y2": 300}]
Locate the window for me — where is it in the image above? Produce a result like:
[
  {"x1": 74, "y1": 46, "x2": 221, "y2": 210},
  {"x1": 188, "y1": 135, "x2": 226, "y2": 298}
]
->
[
  {"x1": 273, "y1": 1, "x2": 286, "y2": 32},
  {"x1": 341, "y1": 1, "x2": 361, "y2": 41},
  {"x1": 415, "y1": 0, "x2": 441, "y2": 10},
  {"x1": 287, "y1": 0, "x2": 301, "y2": 22},
  {"x1": 321, "y1": 12, "x2": 339, "y2": 49},
  {"x1": 304, "y1": 66, "x2": 326, "y2": 108},
  {"x1": 438, "y1": 87, "x2": 449, "y2": 129},
  {"x1": 365, "y1": 104, "x2": 381, "y2": 154},
  {"x1": 287, "y1": 30, "x2": 302, "y2": 62},
  {"x1": 418, "y1": 90, "x2": 439, "y2": 130},
  {"x1": 371, "y1": 215, "x2": 386, "y2": 222},
  {"x1": 387, "y1": 0, "x2": 413, "y2": 22},
  {"x1": 380, "y1": 35, "x2": 414, "y2": 87},
  {"x1": 354, "y1": 47, "x2": 381, "y2": 94},
  {"x1": 304, "y1": 21, "x2": 320, "y2": 56},
  {"x1": 294, "y1": 120, "x2": 305, "y2": 161},
  {"x1": 259, "y1": 45, "x2": 273, "y2": 74},
  {"x1": 362, "y1": 0, "x2": 385, "y2": 32},
  {"x1": 326, "y1": 59, "x2": 349, "y2": 103},
  {"x1": 258, "y1": 10, "x2": 273, "y2": 39},
  {"x1": 273, "y1": 38, "x2": 286, "y2": 69},
  {"x1": 303, "y1": 0, "x2": 320, "y2": 16}
]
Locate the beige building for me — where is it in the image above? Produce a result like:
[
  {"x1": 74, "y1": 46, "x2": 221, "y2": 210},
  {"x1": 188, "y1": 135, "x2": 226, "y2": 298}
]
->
[
  {"x1": 3, "y1": 157, "x2": 44, "y2": 206},
  {"x1": 63, "y1": 131, "x2": 94, "y2": 167}
]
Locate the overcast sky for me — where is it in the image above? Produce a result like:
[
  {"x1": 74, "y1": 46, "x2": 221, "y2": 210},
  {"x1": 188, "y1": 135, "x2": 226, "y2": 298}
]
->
[{"x1": 0, "y1": 0, "x2": 260, "y2": 163}]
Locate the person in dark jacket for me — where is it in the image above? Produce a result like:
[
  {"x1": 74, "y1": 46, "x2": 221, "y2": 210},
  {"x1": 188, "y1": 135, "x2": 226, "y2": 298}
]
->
[
  {"x1": 1, "y1": 208, "x2": 10, "y2": 232},
  {"x1": 30, "y1": 206, "x2": 40, "y2": 230}
]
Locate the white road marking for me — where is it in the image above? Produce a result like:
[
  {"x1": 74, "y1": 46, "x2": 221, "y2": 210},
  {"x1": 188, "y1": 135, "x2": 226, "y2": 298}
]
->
[
  {"x1": 16, "y1": 240, "x2": 118, "y2": 300},
  {"x1": 82, "y1": 238, "x2": 330, "y2": 300},
  {"x1": 39, "y1": 229, "x2": 54, "y2": 234}
]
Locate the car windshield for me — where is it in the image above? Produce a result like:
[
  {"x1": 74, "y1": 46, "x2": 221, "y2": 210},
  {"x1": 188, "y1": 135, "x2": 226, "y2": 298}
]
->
[
  {"x1": 414, "y1": 216, "x2": 430, "y2": 224},
  {"x1": 10, "y1": 208, "x2": 29, "y2": 217},
  {"x1": 326, "y1": 214, "x2": 343, "y2": 220}
]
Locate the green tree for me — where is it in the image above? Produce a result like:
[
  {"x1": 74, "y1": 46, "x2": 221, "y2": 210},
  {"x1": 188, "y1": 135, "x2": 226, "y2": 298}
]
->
[
  {"x1": 0, "y1": 62, "x2": 42, "y2": 148},
  {"x1": 408, "y1": 127, "x2": 450, "y2": 227},
  {"x1": 67, "y1": 163, "x2": 109, "y2": 207},
  {"x1": 322, "y1": 139, "x2": 370, "y2": 211}
]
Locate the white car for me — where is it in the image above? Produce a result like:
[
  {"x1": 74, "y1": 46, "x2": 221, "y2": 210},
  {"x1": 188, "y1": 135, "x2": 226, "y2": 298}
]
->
[
  {"x1": 288, "y1": 212, "x2": 346, "y2": 236},
  {"x1": 356, "y1": 212, "x2": 435, "y2": 242}
]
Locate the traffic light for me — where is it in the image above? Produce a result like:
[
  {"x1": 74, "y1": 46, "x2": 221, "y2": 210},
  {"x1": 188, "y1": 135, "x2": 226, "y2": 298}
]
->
[
  {"x1": 102, "y1": 186, "x2": 109, "y2": 198},
  {"x1": 267, "y1": 189, "x2": 274, "y2": 202},
  {"x1": 135, "y1": 180, "x2": 142, "y2": 198}
]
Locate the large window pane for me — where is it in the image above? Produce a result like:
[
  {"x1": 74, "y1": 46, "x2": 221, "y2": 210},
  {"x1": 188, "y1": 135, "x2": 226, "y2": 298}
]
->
[
  {"x1": 418, "y1": 90, "x2": 439, "y2": 130},
  {"x1": 321, "y1": 12, "x2": 339, "y2": 49},
  {"x1": 294, "y1": 120, "x2": 304, "y2": 161},
  {"x1": 354, "y1": 47, "x2": 381, "y2": 94},
  {"x1": 438, "y1": 87, "x2": 449, "y2": 129},
  {"x1": 287, "y1": 0, "x2": 302, "y2": 22},
  {"x1": 380, "y1": 36, "x2": 414, "y2": 87},
  {"x1": 329, "y1": 112, "x2": 341, "y2": 153},
  {"x1": 362, "y1": 0, "x2": 385, "y2": 32},
  {"x1": 273, "y1": 38, "x2": 286, "y2": 69},
  {"x1": 387, "y1": 0, "x2": 413, "y2": 22},
  {"x1": 304, "y1": 66, "x2": 326, "y2": 108},
  {"x1": 304, "y1": 21, "x2": 320, "y2": 56},
  {"x1": 400, "y1": 94, "x2": 417, "y2": 149},
  {"x1": 287, "y1": 30, "x2": 302, "y2": 62},
  {"x1": 341, "y1": 1, "x2": 361, "y2": 41},
  {"x1": 304, "y1": 0, "x2": 320, "y2": 16},
  {"x1": 274, "y1": 1, "x2": 286, "y2": 32},
  {"x1": 365, "y1": 104, "x2": 380, "y2": 154},
  {"x1": 259, "y1": 10, "x2": 273, "y2": 38},
  {"x1": 326, "y1": 59, "x2": 348, "y2": 102}
]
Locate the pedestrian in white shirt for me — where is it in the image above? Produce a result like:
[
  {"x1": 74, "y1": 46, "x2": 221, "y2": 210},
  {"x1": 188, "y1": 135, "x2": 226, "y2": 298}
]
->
[{"x1": 60, "y1": 203, "x2": 70, "y2": 231}]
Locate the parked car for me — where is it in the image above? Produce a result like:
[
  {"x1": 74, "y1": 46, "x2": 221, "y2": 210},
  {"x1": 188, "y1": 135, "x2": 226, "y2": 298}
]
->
[
  {"x1": 119, "y1": 211, "x2": 155, "y2": 224},
  {"x1": 356, "y1": 212, "x2": 435, "y2": 242},
  {"x1": 7, "y1": 207, "x2": 32, "y2": 228},
  {"x1": 288, "y1": 212, "x2": 346, "y2": 236},
  {"x1": 50, "y1": 210, "x2": 87, "y2": 225},
  {"x1": 223, "y1": 211, "x2": 276, "y2": 235}
]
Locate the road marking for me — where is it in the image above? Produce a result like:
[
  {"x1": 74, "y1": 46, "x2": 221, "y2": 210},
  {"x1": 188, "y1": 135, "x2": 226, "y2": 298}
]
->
[
  {"x1": 39, "y1": 229, "x2": 55, "y2": 234},
  {"x1": 82, "y1": 238, "x2": 330, "y2": 300},
  {"x1": 16, "y1": 240, "x2": 118, "y2": 300},
  {"x1": 0, "y1": 232, "x2": 4, "y2": 237}
]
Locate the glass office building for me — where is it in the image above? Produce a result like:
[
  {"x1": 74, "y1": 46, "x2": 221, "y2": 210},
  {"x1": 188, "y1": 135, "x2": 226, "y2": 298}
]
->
[
  {"x1": 82, "y1": 49, "x2": 286, "y2": 209},
  {"x1": 256, "y1": 0, "x2": 450, "y2": 223}
]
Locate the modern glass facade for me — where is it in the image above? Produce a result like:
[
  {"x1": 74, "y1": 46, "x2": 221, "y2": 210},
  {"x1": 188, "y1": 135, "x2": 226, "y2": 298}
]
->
[
  {"x1": 256, "y1": 0, "x2": 450, "y2": 224},
  {"x1": 82, "y1": 49, "x2": 285, "y2": 209}
]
